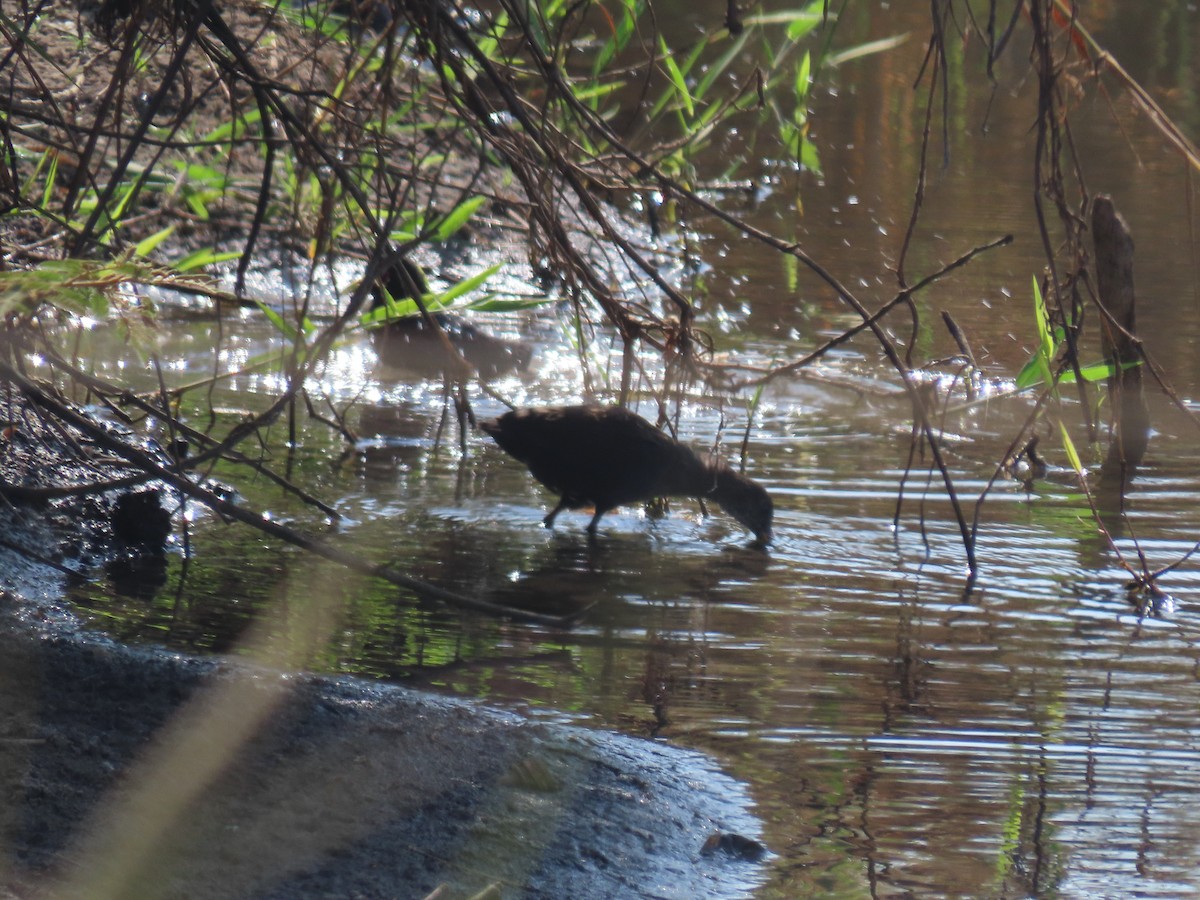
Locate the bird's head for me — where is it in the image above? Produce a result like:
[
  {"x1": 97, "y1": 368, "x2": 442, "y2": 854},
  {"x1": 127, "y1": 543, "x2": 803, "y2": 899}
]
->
[{"x1": 710, "y1": 466, "x2": 773, "y2": 545}]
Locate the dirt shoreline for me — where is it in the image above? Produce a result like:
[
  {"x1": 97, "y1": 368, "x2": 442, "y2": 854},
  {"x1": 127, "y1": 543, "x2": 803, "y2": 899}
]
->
[{"x1": 0, "y1": 597, "x2": 767, "y2": 899}]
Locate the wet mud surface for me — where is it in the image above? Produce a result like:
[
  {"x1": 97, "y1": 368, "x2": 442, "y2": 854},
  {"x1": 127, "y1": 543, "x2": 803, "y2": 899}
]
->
[{"x1": 0, "y1": 604, "x2": 766, "y2": 899}]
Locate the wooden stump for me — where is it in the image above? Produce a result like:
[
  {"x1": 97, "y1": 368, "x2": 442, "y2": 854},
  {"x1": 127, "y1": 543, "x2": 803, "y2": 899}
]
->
[{"x1": 1093, "y1": 195, "x2": 1149, "y2": 478}]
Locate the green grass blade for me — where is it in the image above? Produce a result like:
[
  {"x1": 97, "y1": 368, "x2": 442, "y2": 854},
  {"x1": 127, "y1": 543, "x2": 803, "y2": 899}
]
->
[
  {"x1": 1058, "y1": 421, "x2": 1083, "y2": 474},
  {"x1": 826, "y1": 33, "x2": 910, "y2": 67},
  {"x1": 134, "y1": 226, "x2": 175, "y2": 258},
  {"x1": 658, "y1": 35, "x2": 694, "y2": 118},
  {"x1": 438, "y1": 263, "x2": 501, "y2": 305},
  {"x1": 433, "y1": 196, "x2": 485, "y2": 241},
  {"x1": 254, "y1": 299, "x2": 301, "y2": 344},
  {"x1": 174, "y1": 248, "x2": 243, "y2": 272}
]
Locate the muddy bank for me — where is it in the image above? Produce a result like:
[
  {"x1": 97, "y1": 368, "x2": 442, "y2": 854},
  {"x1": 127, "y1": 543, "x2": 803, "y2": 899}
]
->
[{"x1": 0, "y1": 604, "x2": 767, "y2": 899}]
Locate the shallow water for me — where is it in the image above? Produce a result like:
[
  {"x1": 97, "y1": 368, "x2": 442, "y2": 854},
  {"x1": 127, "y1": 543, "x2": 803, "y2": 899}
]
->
[{"x1": 39, "y1": 3, "x2": 1200, "y2": 896}]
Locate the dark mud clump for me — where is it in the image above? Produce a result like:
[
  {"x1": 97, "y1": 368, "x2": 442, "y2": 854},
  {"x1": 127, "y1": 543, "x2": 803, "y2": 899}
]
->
[{"x1": 0, "y1": 617, "x2": 768, "y2": 898}]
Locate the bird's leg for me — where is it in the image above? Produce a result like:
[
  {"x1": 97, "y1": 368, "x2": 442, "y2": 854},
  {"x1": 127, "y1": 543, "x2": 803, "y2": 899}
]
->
[
  {"x1": 432, "y1": 380, "x2": 450, "y2": 455},
  {"x1": 543, "y1": 497, "x2": 568, "y2": 529},
  {"x1": 453, "y1": 382, "x2": 470, "y2": 454}
]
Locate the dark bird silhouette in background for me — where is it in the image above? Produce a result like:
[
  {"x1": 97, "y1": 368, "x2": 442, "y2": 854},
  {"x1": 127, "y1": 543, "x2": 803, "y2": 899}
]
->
[
  {"x1": 481, "y1": 405, "x2": 773, "y2": 544},
  {"x1": 369, "y1": 254, "x2": 532, "y2": 380}
]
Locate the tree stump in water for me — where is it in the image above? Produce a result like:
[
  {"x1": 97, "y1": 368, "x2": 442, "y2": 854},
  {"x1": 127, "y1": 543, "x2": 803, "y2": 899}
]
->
[{"x1": 1093, "y1": 195, "x2": 1149, "y2": 481}]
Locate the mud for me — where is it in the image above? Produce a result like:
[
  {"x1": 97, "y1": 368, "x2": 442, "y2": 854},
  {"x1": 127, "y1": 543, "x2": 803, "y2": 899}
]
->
[{"x1": 0, "y1": 607, "x2": 766, "y2": 899}]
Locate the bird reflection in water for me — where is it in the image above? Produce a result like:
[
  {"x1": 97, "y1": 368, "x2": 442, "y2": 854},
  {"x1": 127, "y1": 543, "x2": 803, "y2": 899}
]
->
[{"x1": 368, "y1": 254, "x2": 532, "y2": 382}]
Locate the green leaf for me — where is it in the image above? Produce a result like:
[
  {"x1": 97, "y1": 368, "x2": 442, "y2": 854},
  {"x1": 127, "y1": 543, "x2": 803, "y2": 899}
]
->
[
  {"x1": 0, "y1": 260, "x2": 111, "y2": 317},
  {"x1": 475, "y1": 11, "x2": 509, "y2": 58},
  {"x1": 744, "y1": 7, "x2": 823, "y2": 35},
  {"x1": 1015, "y1": 357, "x2": 1045, "y2": 391},
  {"x1": 110, "y1": 177, "x2": 141, "y2": 224},
  {"x1": 437, "y1": 263, "x2": 501, "y2": 305},
  {"x1": 254, "y1": 299, "x2": 303, "y2": 345},
  {"x1": 466, "y1": 295, "x2": 556, "y2": 312},
  {"x1": 41, "y1": 150, "x2": 59, "y2": 208},
  {"x1": 799, "y1": 139, "x2": 822, "y2": 175},
  {"x1": 795, "y1": 51, "x2": 812, "y2": 102},
  {"x1": 378, "y1": 211, "x2": 424, "y2": 244},
  {"x1": 574, "y1": 81, "x2": 625, "y2": 103},
  {"x1": 1014, "y1": 275, "x2": 1059, "y2": 392},
  {"x1": 133, "y1": 226, "x2": 175, "y2": 258},
  {"x1": 360, "y1": 291, "x2": 446, "y2": 325},
  {"x1": 1058, "y1": 421, "x2": 1083, "y2": 473},
  {"x1": 174, "y1": 248, "x2": 243, "y2": 272},
  {"x1": 1036, "y1": 346, "x2": 1055, "y2": 391},
  {"x1": 433, "y1": 196, "x2": 486, "y2": 241},
  {"x1": 360, "y1": 298, "x2": 419, "y2": 326},
  {"x1": 826, "y1": 33, "x2": 910, "y2": 68},
  {"x1": 659, "y1": 35, "x2": 694, "y2": 118},
  {"x1": 1060, "y1": 359, "x2": 1141, "y2": 385},
  {"x1": 182, "y1": 192, "x2": 211, "y2": 220},
  {"x1": 693, "y1": 30, "x2": 749, "y2": 101},
  {"x1": 361, "y1": 264, "x2": 503, "y2": 327},
  {"x1": 203, "y1": 110, "x2": 260, "y2": 144},
  {"x1": 178, "y1": 163, "x2": 224, "y2": 185},
  {"x1": 677, "y1": 36, "x2": 710, "y2": 98},
  {"x1": 593, "y1": 0, "x2": 640, "y2": 75},
  {"x1": 1032, "y1": 276, "x2": 1054, "y2": 360}
]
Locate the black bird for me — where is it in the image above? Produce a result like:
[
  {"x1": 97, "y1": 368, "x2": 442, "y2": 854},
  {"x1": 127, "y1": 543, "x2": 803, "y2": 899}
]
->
[
  {"x1": 369, "y1": 255, "x2": 531, "y2": 380},
  {"x1": 481, "y1": 405, "x2": 773, "y2": 544}
]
